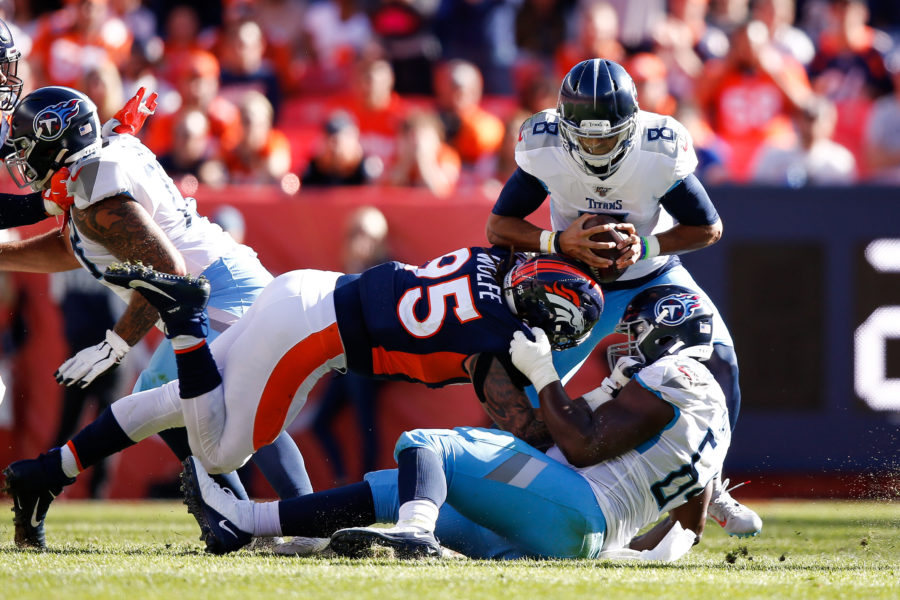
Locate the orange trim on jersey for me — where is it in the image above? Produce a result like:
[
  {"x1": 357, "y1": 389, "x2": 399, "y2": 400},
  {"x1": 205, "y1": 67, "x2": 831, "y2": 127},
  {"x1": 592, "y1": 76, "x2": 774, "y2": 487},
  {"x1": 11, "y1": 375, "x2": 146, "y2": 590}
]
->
[
  {"x1": 371, "y1": 347, "x2": 468, "y2": 384},
  {"x1": 65, "y1": 440, "x2": 83, "y2": 473},
  {"x1": 252, "y1": 323, "x2": 343, "y2": 451},
  {"x1": 174, "y1": 340, "x2": 207, "y2": 354}
]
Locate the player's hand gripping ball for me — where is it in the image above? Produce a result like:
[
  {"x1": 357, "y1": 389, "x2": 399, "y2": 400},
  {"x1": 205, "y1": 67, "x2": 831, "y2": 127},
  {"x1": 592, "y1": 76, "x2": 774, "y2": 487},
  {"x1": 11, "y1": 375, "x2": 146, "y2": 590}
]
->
[{"x1": 583, "y1": 213, "x2": 627, "y2": 283}]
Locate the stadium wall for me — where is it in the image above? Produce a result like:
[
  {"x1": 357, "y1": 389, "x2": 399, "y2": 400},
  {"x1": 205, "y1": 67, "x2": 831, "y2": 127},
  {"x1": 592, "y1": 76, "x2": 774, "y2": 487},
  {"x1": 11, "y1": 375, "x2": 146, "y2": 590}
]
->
[{"x1": 0, "y1": 184, "x2": 897, "y2": 499}]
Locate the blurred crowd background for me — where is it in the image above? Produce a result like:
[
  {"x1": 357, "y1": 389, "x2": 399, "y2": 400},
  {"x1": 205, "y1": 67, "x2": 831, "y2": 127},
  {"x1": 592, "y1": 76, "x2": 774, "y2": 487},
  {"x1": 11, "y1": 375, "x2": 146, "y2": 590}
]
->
[
  {"x1": 6, "y1": 0, "x2": 900, "y2": 195},
  {"x1": 1, "y1": 0, "x2": 897, "y2": 498}
]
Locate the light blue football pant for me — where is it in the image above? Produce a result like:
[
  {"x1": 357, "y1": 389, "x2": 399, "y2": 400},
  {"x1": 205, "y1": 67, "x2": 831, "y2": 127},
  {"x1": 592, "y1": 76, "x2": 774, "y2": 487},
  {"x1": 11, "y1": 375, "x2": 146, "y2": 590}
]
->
[
  {"x1": 528, "y1": 263, "x2": 735, "y2": 407},
  {"x1": 133, "y1": 253, "x2": 312, "y2": 499},
  {"x1": 365, "y1": 427, "x2": 607, "y2": 559}
]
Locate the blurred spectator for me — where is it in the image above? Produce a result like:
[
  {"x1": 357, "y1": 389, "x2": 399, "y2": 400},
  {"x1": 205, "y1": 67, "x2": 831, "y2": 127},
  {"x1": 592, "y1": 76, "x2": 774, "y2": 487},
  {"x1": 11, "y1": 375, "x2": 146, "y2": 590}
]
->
[
  {"x1": 156, "y1": 109, "x2": 228, "y2": 187},
  {"x1": 518, "y1": 74, "x2": 558, "y2": 114},
  {"x1": 695, "y1": 20, "x2": 813, "y2": 180},
  {"x1": 0, "y1": 2, "x2": 32, "y2": 59},
  {"x1": 49, "y1": 268, "x2": 123, "y2": 500},
  {"x1": 254, "y1": 0, "x2": 310, "y2": 95},
  {"x1": 30, "y1": 0, "x2": 133, "y2": 88},
  {"x1": 386, "y1": 109, "x2": 460, "y2": 196},
  {"x1": 433, "y1": 59, "x2": 504, "y2": 176},
  {"x1": 652, "y1": 0, "x2": 729, "y2": 101},
  {"x1": 312, "y1": 206, "x2": 390, "y2": 485},
  {"x1": 628, "y1": 52, "x2": 677, "y2": 115},
  {"x1": 301, "y1": 0, "x2": 374, "y2": 91},
  {"x1": 808, "y1": 0, "x2": 894, "y2": 172},
  {"x1": 118, "y1": 36, "x2": 179, "y2": 114},
  {"x1": 809, "y1": 0, "x2": 893, "y2": 103},
  {"x1": 707, "y1": 0, "x2": 751, "y2": 34},
  {"x1": 433, "y1": 0, "x2": 519, "y2": 95},
  {"x1": 157, "y1": 4, "x2": 205, "y2": 85},
  {"x1": 218, "y1": 19, "x2": 283, "y2": 120},
  {"x1": 79, "y1": 58, "x2": 125, "y2": 122},
  {"x1": 753, "y1": 0, "x2": 815, "y2": 66},
  {"x1": 145, "y1": 50, "x2": 243, "y2": 158},
  {"x1": 110, "y1": 0, "x2": 156, "y2": 46},
  {"x1": 333, "y1": 56, "x2": 410, "y2": 167},
  {"x1": 751, "y1": 97, "x2": 857, "y2": 185},
  {"x1": 369, "y1": 0, "x2": 441, "y2": 95},
  {"x1": 224, "y1": 90, "x2": 292, "y2": 184},
  {"x1": 516, "y1": 0, "x2": 573, "y2": 65},
  {"x1": 604, "y1": 0, "x2": 667, "y2": 51},
  {"x1": 302, "y1": 110, "x2": 383, "y2": 186},
  {"x1": 864, "y1": 52, "x2": 900, "y2": 182},
  {"x1": 555, "y1": 0, "x2": 626, "y2": 78}
]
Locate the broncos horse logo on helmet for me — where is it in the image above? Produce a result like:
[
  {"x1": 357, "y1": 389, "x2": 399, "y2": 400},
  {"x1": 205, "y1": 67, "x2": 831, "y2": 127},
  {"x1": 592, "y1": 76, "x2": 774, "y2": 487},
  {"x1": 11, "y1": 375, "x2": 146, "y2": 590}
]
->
[
  {"x1": 503, "y1": 255, "x2": 604, "y2": 350},
  {"x1": 3, "y1": 86, "x2": 101, "y2": 191}
]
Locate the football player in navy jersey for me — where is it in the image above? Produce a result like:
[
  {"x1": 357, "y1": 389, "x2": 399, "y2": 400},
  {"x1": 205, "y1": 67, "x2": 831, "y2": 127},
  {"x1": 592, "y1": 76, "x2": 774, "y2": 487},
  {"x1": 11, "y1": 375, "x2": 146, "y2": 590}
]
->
[
  {"x1": 0, "y1": 87, "x2": 311, "y2": 549},
  {"x1": 178, "y1": 285, "x2": 731, "y2": 562},
  {"x1": 3, "y1": 247, "x2": 602, "y2": 551},
  {"x1": 484, "y1": 58, "x2": 761, "y2": 537}
]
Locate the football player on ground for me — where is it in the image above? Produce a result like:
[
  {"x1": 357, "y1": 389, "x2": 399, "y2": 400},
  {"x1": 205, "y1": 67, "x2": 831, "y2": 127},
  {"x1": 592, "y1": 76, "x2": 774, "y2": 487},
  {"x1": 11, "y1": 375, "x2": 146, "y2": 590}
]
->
[
  {"x1": 484, "y1": 58, "x2": 761, "y2": 537},
  {"x1": 3, "y1": 243, "x2": 603, "y2": 552},
  {"x1": 181, "y1": 285, "x2": 730, "y2": 562},
  {"x1": 0, "y1": 86, "x2": 312, "y2": 549}
]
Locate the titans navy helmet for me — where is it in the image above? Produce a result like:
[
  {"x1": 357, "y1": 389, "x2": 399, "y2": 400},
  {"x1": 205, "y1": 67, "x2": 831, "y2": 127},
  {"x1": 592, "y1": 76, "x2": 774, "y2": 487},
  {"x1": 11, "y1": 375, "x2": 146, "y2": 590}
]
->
[
  {"x1": 0, "y1": 19, "x2": 22, "y2": 111},
  {"x1": 607, "y1": 285, "x2": 714, "y2": 371},
  {"x1": 557, "y1": 58, "x2": 639, "y2": 178},
  {"x1": 504, "y1": 255, "x2": 604, "y2": 350},
  {"x1": 4, "y1": 86, "x2": 101, "y2": 191}
]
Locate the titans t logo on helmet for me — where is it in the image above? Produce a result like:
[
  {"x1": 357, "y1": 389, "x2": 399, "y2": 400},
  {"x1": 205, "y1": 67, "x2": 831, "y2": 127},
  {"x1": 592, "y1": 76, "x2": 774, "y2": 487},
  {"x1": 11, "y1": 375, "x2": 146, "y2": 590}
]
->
[
  {"x1": 33, "y1": 98, "x2": 81, "y2": 141},
  {"x1": 654, "y1": 293, "x2": 702, "y2": 326}
]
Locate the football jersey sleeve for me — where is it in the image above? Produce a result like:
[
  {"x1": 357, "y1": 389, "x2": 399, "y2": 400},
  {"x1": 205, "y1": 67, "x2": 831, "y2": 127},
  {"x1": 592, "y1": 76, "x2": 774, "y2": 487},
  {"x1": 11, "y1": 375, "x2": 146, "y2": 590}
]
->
[
  {"x1": 514, "y1": 109, "x2": 563, "y2": 178},
  {"x1": 637, "y1": 113, "x2": 699, "y2": 192},
  {"x1": 70, "y1": 156, "x2": 134, "y2": 211}
]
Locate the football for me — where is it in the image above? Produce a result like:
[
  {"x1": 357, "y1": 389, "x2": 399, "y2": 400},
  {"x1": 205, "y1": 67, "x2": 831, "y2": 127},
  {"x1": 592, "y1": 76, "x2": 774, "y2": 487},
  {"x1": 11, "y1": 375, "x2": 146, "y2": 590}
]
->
[{"x1": 583, "y1": 213, "x2": 627, "y2": 283}]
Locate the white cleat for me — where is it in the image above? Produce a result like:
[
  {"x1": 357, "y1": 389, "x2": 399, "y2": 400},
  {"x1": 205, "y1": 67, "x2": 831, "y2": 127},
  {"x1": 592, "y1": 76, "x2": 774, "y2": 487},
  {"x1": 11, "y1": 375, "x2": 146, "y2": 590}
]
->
[
  {"x1": 708, "y1": 478, "x2": 763, "y2": 537},
  {"x1": 273, "y1": 536, "x2": 332, "y2": 556}
]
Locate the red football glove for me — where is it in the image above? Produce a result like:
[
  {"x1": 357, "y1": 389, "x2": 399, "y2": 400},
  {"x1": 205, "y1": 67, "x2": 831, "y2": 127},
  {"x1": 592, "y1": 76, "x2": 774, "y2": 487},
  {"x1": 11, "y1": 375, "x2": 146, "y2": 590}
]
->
[
  {"x1": 42, "y1": 167, "x2": 73, "y2": 215},
  {"x1": 103, "y1": 87, "x2": 158, "y2": 137}
]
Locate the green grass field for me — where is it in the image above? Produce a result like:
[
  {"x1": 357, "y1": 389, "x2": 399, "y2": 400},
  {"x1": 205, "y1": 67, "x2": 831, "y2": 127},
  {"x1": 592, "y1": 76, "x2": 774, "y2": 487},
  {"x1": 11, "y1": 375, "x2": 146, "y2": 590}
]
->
[{"x1": 0, "y1": 500, "x2": 897, "y2": 600}]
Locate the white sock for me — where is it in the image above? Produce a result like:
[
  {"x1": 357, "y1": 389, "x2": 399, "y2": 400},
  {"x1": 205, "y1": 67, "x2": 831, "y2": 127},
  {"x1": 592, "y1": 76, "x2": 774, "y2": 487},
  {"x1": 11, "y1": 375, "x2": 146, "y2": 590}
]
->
[
  {"x1": 253, "y1": 501, "x2": 283, "y2": 537},
  {"x1": 396, "y1": 499, "x2": 439, "y2": 533},
  {"x1": 171, "y1": 335, "x2": 205, "y2": 351},
  {"x1": 60, "y1": 444, "x2": 81, "y2": 478}
]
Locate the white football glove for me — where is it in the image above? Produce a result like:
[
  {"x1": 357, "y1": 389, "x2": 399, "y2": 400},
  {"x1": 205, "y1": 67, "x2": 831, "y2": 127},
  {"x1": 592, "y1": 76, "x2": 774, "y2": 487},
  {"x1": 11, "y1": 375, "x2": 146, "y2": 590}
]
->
[
  {"x1": 509, "y1": 327, "x2": 560, "y2": 393},
  {"x1": 598, "y1": 521, "x2": 697, "y2": 562},
  {"x1": 55, "y1": 330, "x2": 131, "y2": 388}
]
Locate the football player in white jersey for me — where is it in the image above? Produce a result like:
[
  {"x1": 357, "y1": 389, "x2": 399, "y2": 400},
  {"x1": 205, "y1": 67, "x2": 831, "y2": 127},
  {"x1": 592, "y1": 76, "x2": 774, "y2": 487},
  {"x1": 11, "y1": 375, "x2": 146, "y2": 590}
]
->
[
  {"x1": 485, "y1": 58, "x2": 760, "y2": 537},
  {"x1": 178, "y1": 285, "x2": 731, "y2": 560},
  {"x1": 0, "y1": 87, "x2": 311, "y2": 549}
]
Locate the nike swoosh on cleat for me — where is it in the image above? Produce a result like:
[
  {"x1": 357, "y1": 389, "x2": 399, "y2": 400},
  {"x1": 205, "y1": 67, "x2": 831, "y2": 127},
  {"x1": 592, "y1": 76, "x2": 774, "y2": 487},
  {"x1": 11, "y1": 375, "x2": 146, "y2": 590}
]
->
[
  {"x1": 30, "y1": 503, "x2": 41, "y2": 528},
  {"x1": 128, "y1": 280, "x2": 177, "y2": 301},
  {"x1": 218, "y1": 519, "x2": 238, "y2": 538}
]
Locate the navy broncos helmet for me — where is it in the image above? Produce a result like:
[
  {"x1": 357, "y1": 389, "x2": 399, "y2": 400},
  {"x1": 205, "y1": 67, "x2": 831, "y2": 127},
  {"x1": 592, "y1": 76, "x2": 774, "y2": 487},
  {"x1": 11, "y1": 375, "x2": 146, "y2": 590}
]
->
[
  {"x1": 0, "y1": 19, "x2": 22, "y2": 111},
  {"x1": 607, "y1": 285, "x2": 714, "y2": 371},
  {"x1": 4, "y1": 86, "x2": 101, "y2": 191},
  {"x1": 504, "y1": 255, "x2": 604, "y2": 350},
  {"x1": 557, "y1": 58, "x2": 639, "y2": 178}
]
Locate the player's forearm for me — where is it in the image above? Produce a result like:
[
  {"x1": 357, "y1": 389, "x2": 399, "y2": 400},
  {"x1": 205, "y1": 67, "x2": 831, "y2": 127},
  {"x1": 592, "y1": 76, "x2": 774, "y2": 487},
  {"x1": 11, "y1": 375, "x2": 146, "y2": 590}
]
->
[
  {"x1": 0, "y1": 229, "x2": 81, "y2": 273},
  {"x1": 538, "y1": 382, "x2": 598, "y2": 466},
  {"x1": 629, "y1": 516, "x2": 675, "y2": 551},
  {"x1": 113, "y1": 294, "x2": 163, "y2": 345},
  {"x1": 485, "y1": 214, "x2": 543, "y2": 251},
  {"x1": 656, "y1": 222, "x2": 722, "y2": 255}
]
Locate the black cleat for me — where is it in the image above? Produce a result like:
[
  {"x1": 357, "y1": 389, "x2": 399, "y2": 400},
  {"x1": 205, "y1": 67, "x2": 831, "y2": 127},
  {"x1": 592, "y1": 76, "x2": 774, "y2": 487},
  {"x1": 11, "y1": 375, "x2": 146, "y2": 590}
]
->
[
  {"x1": 330, "y1": 526, "x2": 443, "y2": 559},
  {"x1": 104, "y1": 262, "x2": 211, "y2": 338},
  {"x1": 2, "y1": 453, "x2": 74, "y2": 549}
]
